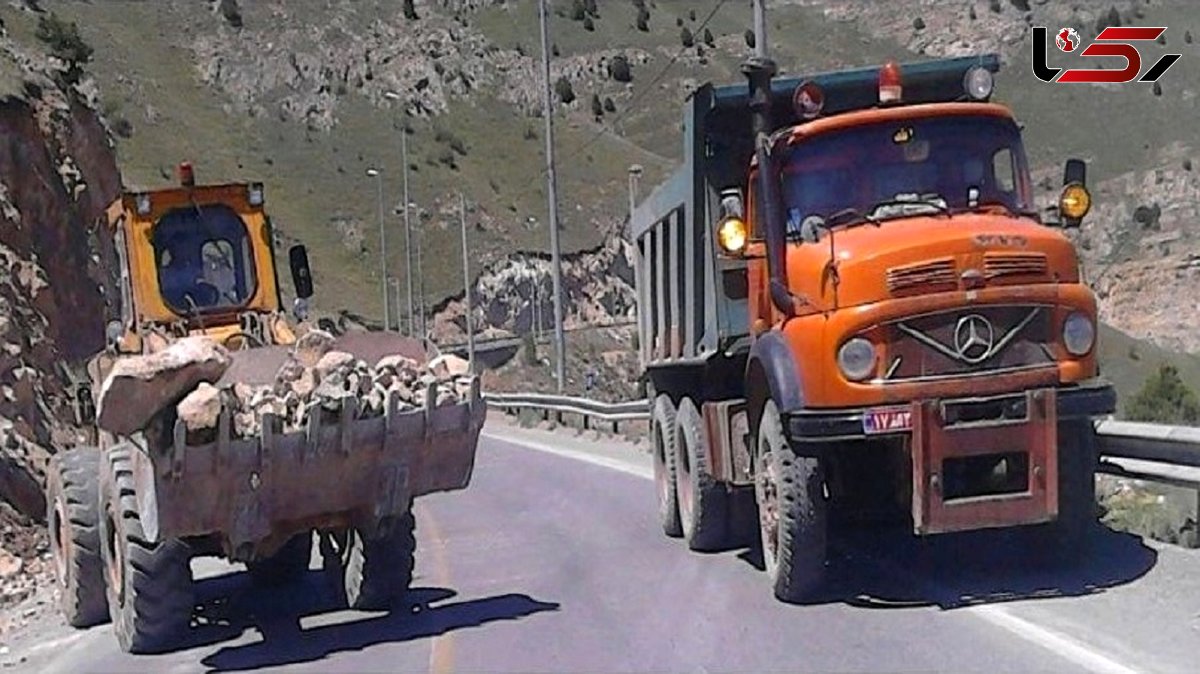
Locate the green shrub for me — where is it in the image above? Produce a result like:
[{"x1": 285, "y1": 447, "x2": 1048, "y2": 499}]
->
[
  {"x1": 1126, "y1": 363, "x2": 1200, "y2": 425},
  {"x1": 35, "y1": 13, "x2": 93, "y2": 84},
  {"x1": 554, "y1": 76, "x2": 576, "y2": 104}
]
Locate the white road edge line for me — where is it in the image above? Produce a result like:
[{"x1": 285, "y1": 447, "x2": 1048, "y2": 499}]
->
[
  {"x1": 487, "y1": 426, "x2": 1144, "y2": 674},
  {"x1": 482, "y1": 429, "x2": 652, "y2": 480},
  {"x1": 969, "y1": 605, "x2": 1142, "y2": 674}
]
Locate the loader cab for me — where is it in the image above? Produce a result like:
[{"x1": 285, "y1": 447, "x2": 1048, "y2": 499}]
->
[{"x1": 104, "y1": 164, "x2": 293, "y2": 352}]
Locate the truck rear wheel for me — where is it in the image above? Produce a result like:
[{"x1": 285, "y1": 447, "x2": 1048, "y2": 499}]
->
[
  {"x1": 47, "y1": 448, "x2": 108, "y2": 628},
  {"x1": 652, "y1": 395, "x2": 683, "y2": 538},
  {"x1": 755, "y1": 400, "x2": 827, "y2": 603},
  {"x1": 1033, "y1": 420, "x2": 1097, "y2": 562},
  {"x1": 248, "y1": 534, "x2": 312, "y2": 585},
  {"x1": 325, "y1": 510, "x2": 416, "y2": 611},
  {"x1": 675, "y1": 398, "x2": 729, "y2": 551},
  {"x1": 100, "y1": 448, "x2": 194, "y2": 654}
]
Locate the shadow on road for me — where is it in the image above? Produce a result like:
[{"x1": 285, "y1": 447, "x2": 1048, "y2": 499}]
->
[
  {"x1": 158, "y1": 569, "x2": 558, "y2": 672},
  {"x1": 737, "y1": 523, "x2": 1158, "y2": 610}
]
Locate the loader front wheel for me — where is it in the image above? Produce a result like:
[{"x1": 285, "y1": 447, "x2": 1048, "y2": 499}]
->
[
  {"x1": 100, "y1": 450, "x2": 194, "y2": 654},
  {"x1": 47, "y1": 448, "x2": 108, "y2": 628},
  {"x1": 325, "y1": 510, "x2": 416, "y2": 611}
]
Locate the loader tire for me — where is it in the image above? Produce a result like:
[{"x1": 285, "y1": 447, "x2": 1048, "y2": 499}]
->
[
  {"x1": 100, "y1": 450, "x2": 194, "y2": 654},
  {"x1": 47, "y1": 448, "x2": 108, "y2": 628},
  {"x1": 340, "y1": 510, "x2": 416, "y2": 610},
  {"x1": 755, "y1": 400, "x2": 827, "y2": 603},
  {"x1": 675, "y1": 397, "x2": 729, "y2": 551},
  {"x1": 652, "y1": 395, "x2": 683, "y2": 538},
  {"x1": 248, "y1": 534, "x2": 312, "y2": 586}
]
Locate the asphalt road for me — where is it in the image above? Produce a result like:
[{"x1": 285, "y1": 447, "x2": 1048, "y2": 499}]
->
[{"x1": 14, "y1": 420, "x2": 1200, "y2": 673}]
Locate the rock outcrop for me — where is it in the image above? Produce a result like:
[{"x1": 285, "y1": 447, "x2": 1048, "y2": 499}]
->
[{"x1": 0, "y1": 33, "x2": 122, "y2": 519}]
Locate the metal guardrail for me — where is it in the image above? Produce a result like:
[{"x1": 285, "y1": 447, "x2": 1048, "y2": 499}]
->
[{"x1": 489, "y1": 393, "x2": 1200, "y2": 487}]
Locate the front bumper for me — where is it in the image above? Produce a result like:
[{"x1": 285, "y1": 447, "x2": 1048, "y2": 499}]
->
[{"x1": 787, "y1": 379, "x2": 1115, "y2": 442}]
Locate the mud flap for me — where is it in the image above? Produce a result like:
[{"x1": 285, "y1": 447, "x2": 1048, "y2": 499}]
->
[{"x1": 912, "y1": 389, "x2": 1058, "y2": 535}]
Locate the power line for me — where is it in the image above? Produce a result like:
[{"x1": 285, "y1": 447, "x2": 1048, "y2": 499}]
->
[{"x1": 500, "y1": 0, "x2": 732, "y2": 205}]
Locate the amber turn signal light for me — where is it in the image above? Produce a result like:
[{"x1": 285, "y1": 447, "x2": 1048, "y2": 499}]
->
[
  {"x1": 717, "y1": 217, "x2": 748, "y2": 254},
  {"x1": 1059, "y1": 183, "x2": 1091, "y2": 220}
]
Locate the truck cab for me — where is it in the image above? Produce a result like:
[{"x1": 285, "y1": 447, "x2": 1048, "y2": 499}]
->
[{"x1": 630, "y1": 55, "x2": 1115, "y2": 603}]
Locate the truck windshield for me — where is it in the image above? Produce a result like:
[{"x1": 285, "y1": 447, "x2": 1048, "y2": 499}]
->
[
  {"x1": 152, "y1": 204, "x2": 257, "y2": 314},
  {"x1": 781, "y1": 114, "x2": 1032, "y2": 233}
]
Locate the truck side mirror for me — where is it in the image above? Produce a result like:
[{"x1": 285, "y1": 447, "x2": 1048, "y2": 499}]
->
[
  {"x1": 1059, "y1": 158, "x2": 1090, "y2": 229},
  {"x1": 288, "y1": 244, "x2": 314, "y2": 299}
]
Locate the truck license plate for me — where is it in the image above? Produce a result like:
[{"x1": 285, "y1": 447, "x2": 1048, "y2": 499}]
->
[{"x1": 863, "y1": 406, "x2": 913, "y2": 435}]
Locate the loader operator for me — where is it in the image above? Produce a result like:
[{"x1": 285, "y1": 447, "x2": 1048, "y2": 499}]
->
[{"x1": 153, "y1": 204, "x2": 256, "y2": 313}]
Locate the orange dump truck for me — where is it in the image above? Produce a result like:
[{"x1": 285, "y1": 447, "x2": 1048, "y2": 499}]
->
[{"x1": 629, "y1": 55, "x2": 1115, "y2": 601}]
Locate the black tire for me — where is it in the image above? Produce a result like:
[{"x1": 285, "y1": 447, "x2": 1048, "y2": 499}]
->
[
  {"x1": 652, "y1": 395, "x2": 683, "y2": 538},
  {"x1": 46, "y1": 448, "x2": 108, "y2": 628},
  {"x1": 325, "y1": 511, "x2": 416, "y2": 611},
  {"x1": 100, "y1": 448, "x2": 194, "y2": 654},
  {"x1": 1032, "y1": 420, "x2": 1097, "y2": 562},
  {"x1": 247, "y1": 534, "x2": 312, "y2": 586},
  {"x1": 755, "y1": 400, "x2": 827, "y2": 603},
  {"x1": 675, "y1": 397, "x2": 729, "y2": 551}
]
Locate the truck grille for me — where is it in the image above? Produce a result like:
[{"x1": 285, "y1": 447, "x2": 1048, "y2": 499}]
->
[
  {"x1": 882, "y1": 305, "x2": 1054, "y2": 382},
  {"x1": 886, "y1": 258, "x2": 957, "y2": 295},
  {"x1": 984, "y1": 252, "x2": 1048, "y2": 280}
]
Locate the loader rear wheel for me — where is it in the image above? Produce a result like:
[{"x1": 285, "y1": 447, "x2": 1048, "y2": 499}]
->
[
  {"x1": 324, "y1": 510, "x2": 416, "y2": 611},
  {"x1": 248, "y1": 534, "x2": 312, "y2": 586},
  {"x1": 100, "y1": 450, "x2": 194, "y2": 654},
  {"x1": 675, "y1": 398, "x2": 729, "y2": 551},
  {"x1": 47, "y1": 448, "x2": 108, "y2": 628},
  {"x1": 652, "y1": 395, "x2": 683, "y2": 538},
  {"x1": 755, "y1": 400, "x2": 827, "y2": 603}
]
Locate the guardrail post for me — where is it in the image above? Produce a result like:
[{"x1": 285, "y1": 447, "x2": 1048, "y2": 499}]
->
[
  {"x1": 583, "y1": 415, "x2": 590, "y2": 431},
  {"x1": 612, "y1": 420, "x2": 619, "y2": 434}
]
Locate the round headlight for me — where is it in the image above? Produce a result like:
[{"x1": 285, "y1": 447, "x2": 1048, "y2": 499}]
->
[
  {"x1": 1063, "y1": 312, "x2": 1095, "y2": 356},
  {"x1": 837, "y1": 337, "x2": 876, "y2": 381},
  {"x1": 717, "y1": 217, "x2": 748, "y2": 254},
  {"x1": 1059, "y1": 183, "x2": 1091, "y2": 220},
  {"x1": 963, "y1": 66, "x2": 994, "y2": 100}
]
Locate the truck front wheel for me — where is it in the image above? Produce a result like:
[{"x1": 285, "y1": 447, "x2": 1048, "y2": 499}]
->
[
  {"x1": 675, "y1": 398, "x2": 728, "y2": 551},
  {"x1": 46, "y1": 448, "x2": 108, "y2": 628},
  {"x1": 324, "y1": 510, "x2": 416, "y2": 611},
  {"x1": 100, "y1": 448, "x2": 194, "y2": 654},
  {"x1": 652, "y1": 395, "x2": 683, "y2": 538},
  {"x1": 755, "y1": 400, "x2": 827, "y2": 603}
]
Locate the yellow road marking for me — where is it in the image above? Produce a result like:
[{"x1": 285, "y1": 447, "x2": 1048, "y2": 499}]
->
[{"x1": 420, "y1": 500, "x2": 456, "y2": 674}]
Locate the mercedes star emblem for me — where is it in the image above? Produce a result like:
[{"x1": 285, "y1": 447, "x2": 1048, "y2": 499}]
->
[{"x1": 953, "y1": 314, "x2": 996, "y2": 364}]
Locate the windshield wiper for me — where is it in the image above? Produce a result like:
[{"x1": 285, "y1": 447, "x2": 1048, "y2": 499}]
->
[
  {"x1": 869, "y1": 195, "x2": 951, "y2": 219},
  {"x1": 826, "y1": 207, "x2": 882, "y2": 228}
]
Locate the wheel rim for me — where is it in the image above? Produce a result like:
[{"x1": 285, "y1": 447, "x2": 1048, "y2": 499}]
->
[
  {"x1": 51, "y1": 499, "x2": 69, "y2": 586},
  {"x1": 757, "y1": 444, "x2": 780, "y2": 566},
  {"x1": 676, "y1": 434, "x2": 694, "y2": 526},
  {"x1": 104, "y1": 505, "x2": 125, "y2": 607},
  {"x1": 654, "y1": 427, "x2": 670, "y2": 509}
]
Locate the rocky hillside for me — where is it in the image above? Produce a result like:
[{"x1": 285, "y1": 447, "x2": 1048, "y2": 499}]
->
[{"x1": 0, "y1": 14, "x2": 121, "y2": 603}]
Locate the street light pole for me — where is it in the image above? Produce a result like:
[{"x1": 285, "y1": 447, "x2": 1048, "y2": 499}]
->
[
  {"x1": 538, "y1": 0, "x2": 566, "y2": 392},
  {"x1": 460, "y1": 193, "x2": 475, "y2": 373},
  {"x1": 384, "y1": 90, "x2": 414, "y2": 336},
  {"x1": 366, "y1": 167, "x2": 389, "y2": 331}
]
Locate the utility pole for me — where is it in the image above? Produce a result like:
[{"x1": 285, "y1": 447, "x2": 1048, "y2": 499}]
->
[
  {"x1": 460, "y1": 193, "x2": 475, "y2": 373},
  {"x1": 415, "y1": 223, "x2": 425, "y2": 339},
  {"x1": 538, "y1": 0, "x2": 566, "y2": 392},
  {"x1": 627, "y1": 164, "x2": 643, "y2": 222},
  {"x1": 366, "y1": 168, "x2": 389, "y2": 331},
  {"x1": 753, "y1": 0, "x2": 769, "y2": 60},
  {"x1": 401, "y1": 135, "x2": 415, "y2": 337}
]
